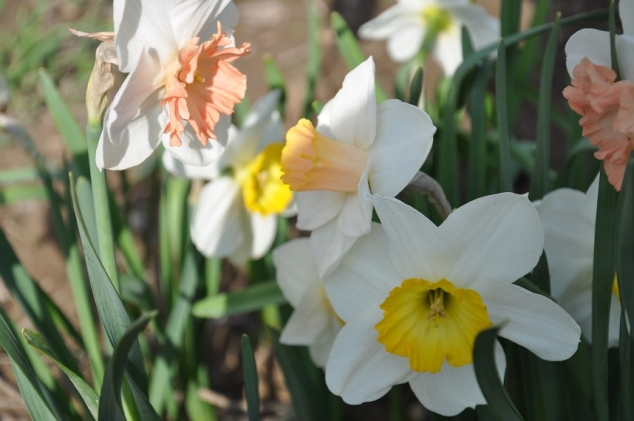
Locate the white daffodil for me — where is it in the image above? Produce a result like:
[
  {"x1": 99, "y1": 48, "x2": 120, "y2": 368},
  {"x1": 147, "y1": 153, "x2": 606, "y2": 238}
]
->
[
  {"x1": 534, "y1": 177, "x2": 622, "y2": 347},
  {"x1": 273, "y1": 238, "x2": 344, "y2": 367},
  {"x1": 563, "y1": 0, "x2": 634, "y2": 191},
  {"x1": 280, "y1": 56, "x2": 435, "y2": 277},
  {"x1": 323, "y1": 194, "x2": 580, "y2": 416},
  {"x1": 163, "y1": 90, "x2": 293, "y2": 265},
  {"x1": 358, "y1": 0, "x2": 499, "y2": 76},
  {"x1": 98, "y1": 0, "x2": 251, "y2": 170}
]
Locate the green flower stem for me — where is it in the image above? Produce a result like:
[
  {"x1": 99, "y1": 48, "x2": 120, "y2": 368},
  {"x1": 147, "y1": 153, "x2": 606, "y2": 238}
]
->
[{"x1": 86, "y1": 121, "x2": 120, "y2": 292}]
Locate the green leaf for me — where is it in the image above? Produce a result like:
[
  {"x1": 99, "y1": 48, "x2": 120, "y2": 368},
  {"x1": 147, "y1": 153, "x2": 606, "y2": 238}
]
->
[
  {"x1": 618, "y1": 310, "x2": 633, "y2": 420},
  {"x1": 263, "y1": 54, "x2": 286, "y2": 118},
  {"x1": 329, "y1": 11, "x2": 387, "y2": 102},
  {"x1": 192, "y1": 281, "x2": 286, "y2": 318},
  {"x1": 531, "y1": 251, "x2": 551, "y2": 295},
  {"x1": 242, "y1": 335, "x2": 260, "y2": 421},
  {"x1": 530, "y1": 14, "x2": 561, "y2": 201},
  {"x1": 473, "y1": 326, "x2": 523, "y2": 421},
  {"x1": 591, "y1": 168, "x2": 620, "y2": 421},
  {"x1": 408, "y1": 67, "x2": 424, "y2": 107},
  {"x1": 617, "y1": 162, "x2": 634, "y2": 342},
  {"x1": 0, "y1": 167, "x2": 41, "y2": 186},
  {"x1": 69, "y1": 174, "x2": 148, "y2": 393},
  {"x1": 76, "y1": 176, "x2": 98, "y2": 249},
  {"x1": 303, "y1": 0, "x2": 321, "y2": 118},
  {"x1": 461, "y1": 25, "x2": 474, "y2": 57},
  {"x1": 270, "y1": 329, "x2": 327, "y2": 421},
  {"x1": 467, "y1": 61, "x2": 493, "y2": 201},
  {"x1": 0, "y1": 184, "x2": 47, "y2": 204},
  {"x1": 38, "y1": 68, "x2": 89, "y2": 176},
  {"x1": 495, "y1": 39, "x2": 512, "y2": 192},
  {"x1": 0, "y1": 307, "x2": 57, "y2": 421},
  {"x1": 23, "y1": 329, "x2": 99, "y2": 420},
  {"x1": 98, "y1": 311, "x2": 158, "y2": 421}
]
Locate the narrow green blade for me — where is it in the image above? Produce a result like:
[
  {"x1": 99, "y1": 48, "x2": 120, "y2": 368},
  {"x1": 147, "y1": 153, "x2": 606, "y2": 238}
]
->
[
  {"x1": 242, "y1": 335, "x2": 260, "y2": 421},
  {"x1": 192, "y1": 281, "x2": 286, "y2": 318}
]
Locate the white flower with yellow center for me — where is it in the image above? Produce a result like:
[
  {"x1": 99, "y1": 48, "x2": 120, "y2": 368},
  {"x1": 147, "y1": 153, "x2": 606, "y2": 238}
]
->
[
  {"x1": 281, "y1": 56, "x2": 435, "y2": 277},
  {"x1": 98, "y1": 0, "x2": 251, "y2": 170},
  {"x1": 163, "y1": 90, "x2": 293, "y2": 265},
  {"x1": 358, "y1": 0, "x2": 499, "y2": 76},
  {"x1": 273, "y1": 238, "x2": 344, "y2": 367},
  {"x1": 324, "y1": 194, "x2": 581, "y2": 416},
  {"x1": 534, "y1": 177, "x2": 622, "y2": 347}
]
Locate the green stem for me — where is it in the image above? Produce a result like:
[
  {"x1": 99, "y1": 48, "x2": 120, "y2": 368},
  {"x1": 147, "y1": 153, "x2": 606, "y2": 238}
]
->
[{"x1": 86, "y1": 122, "x2": 120, "y2": 292}]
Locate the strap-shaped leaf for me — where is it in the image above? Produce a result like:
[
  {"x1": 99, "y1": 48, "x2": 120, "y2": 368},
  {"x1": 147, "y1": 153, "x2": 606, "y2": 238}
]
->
[
  {"x1": 473, "y1": 326, "x2": 523, "y2": 421},
  {"x1": 23, "y1": 329, "x2": 99, "y2": 420},
  {"x1": 192, "y1": 281, "x2": 286, "y2": 318},
  {"x1": 242, "y1": 335, "x2": 260, "y2": 421}
]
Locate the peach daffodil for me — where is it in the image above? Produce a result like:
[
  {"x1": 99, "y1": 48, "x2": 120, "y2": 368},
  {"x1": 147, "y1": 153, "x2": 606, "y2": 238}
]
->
[
  {"x1": 163, "y1": 90, "x2": 293, "y2": 265},
  {"x1": 323, "y1": 194, "x2": 580, "y2": 416},
  {"x1": 280, "y1": 56, "x2": 435, "y2": 277},
  {"x1": 98, "y1": 0, "x2": 250, "y2": 170},
  {"x1": 273, "y1": 238, "x2": 344, "y2": 368},
  {"x1": 563, "y1": 0, "x2": 634, "y2": 190}
]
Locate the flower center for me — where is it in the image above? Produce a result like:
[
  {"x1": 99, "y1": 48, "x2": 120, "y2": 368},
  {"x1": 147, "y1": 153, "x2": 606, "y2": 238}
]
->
[
  {"x1": 421, "y1": 6, "x2": 452, "y2": 33},
  {"x1": 161, "y1": 22, "x2": 251, "y2": 147},
  {"x1": 375, "y1": 278, "x2": 492, "y2": 374},
  {"x1": 235, "y1": 143, "x2": 293, "y2": 216},
  {"x1": 563, "y1": 57, "x2": 634, "y2": 191},
  {"x1": 281, "y1": 119, "x2": 368, "y2": 192}
]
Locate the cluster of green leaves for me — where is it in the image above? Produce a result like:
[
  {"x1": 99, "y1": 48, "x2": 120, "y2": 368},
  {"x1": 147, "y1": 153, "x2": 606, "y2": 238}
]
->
[{"x1": 0, "y1": 0, "x2": 632, "y2": 420}]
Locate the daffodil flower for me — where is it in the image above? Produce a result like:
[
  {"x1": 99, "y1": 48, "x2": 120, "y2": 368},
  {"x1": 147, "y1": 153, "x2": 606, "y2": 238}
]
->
[
  {"x1": 323, "y1": 194, "x2": 580, "y2": 416},
  {"x1": 163, "y1": 90, "x2": 293, "y2": 265},
  {"x1": 281, "y1": 56, "x2": 435, "y2": 277},
  {"x1": 563, "y1": 0, "x2": 634, "y2": 191},
  {"x1": 273, "y1": 238, "x2": 344, "y2": 367},
  {"x1": 98, "y1": 0, "x2": 250, "y2": 170},
  {"x1": 535, "y1": 177, "x2": 622, "y2": 347},
  {"x1": 358, "y1": 0, "x2": 499, "y2": 75}
]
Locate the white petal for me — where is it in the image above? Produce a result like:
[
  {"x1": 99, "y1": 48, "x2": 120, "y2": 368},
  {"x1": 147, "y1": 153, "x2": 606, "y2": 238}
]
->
[
  {"x1": 113, "y1": 0, "x2": 178, "y2": 72},
  {"x1": 329, "y1": 57, "x2": 377, "y2": 149},
  {"x1": 316, "y1": 98, "x2": 336, "y2": 139},
  {"x1": 608, "y1": 295, "x2": 623, "y2": 348},
  {"x1": 249, "y1": 212, "x2": 277, "y2": 260},
  {"x1": 105, "y1": 50, "x2": 164, "y2": 146},
  {"x1": 97, "y1": 101, "x2": 165, "y2": 170},
  {"x1": 371, "y1": 195, "x2": 443, "y2": 281},
  {"x1": 409, "y1": 341, "x2": 506, "y2": 417},
  {"x1": 433, "y1": 27, "x2": 463, "y2": 76},
  {"x1": 358, "y1": 3, "x2": 418, "y2": 40},
  {"x1": 280, "y1": 284, "x2": 331, "y2": 345},
  {"x1": 171, "y1": 0, "x2": 238, "y2": 45},
  {"x1": 386, "y1": 24, "x2": 425, "y2": 63},
  {"x1": 325, "y1": 307, "x2": 415, "y2": 404},
  {"x1": 218, "y1": 90, "x2": 282, "y2": 168},
  {"x1": 448, "y1": 3, "x2": 500, "y2": 50},
  {"x1": 536, "y1": 187, "x2": 594, "y2": 299},
  {"x1": 190, "y1": 178, "x2": 245, "y2": 257},
  {"x1": 439, "y1": 193, "x2": 544, "y2": 288},
  {"x1": 476, "y1": 279, "x2": 581, "y2": 361},
  {"x1": 368, "y1": 100, "x2": 435, "y2": 197},
  {"x1": 615, "y1": 34, "x2": 634, "y2": 82},
  {"x1": 295, "y1": 191, "x2": 346, "y2": 231},
  {"x1": 309, "y1": 322, "x2": 341, "y2": 368},
  {"x1": 565, "y1": 29, "x2": 611, "y2": 77},
  {"x1": 161, "y1": 150, "x2": 220, "y2": 180},
  {"x1": 273, "y1": 238, "x2": 321, "y2": 307},
  {"x1": 310, "y1": 219, "x2": 357, "y2": 277},
  {"x1": 162, "y1": 114, "x2": 230, "y2": 166},
  {"x1": 337, "y1": 172, "x2": 373, "y2": 238},
  {"x1": 324, "y1": 223, "x2": 401, "y2": 323},
  {"x1": 622, "y1": 0, "x2": 634, "y2": 36}
]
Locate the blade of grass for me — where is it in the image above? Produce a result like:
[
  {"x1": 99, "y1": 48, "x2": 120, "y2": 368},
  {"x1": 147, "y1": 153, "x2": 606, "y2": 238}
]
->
[
  {"x1": 408, "y1": 67, "x2": 424, "y2": 107},
  {"x1": 23, "y1": 329, "x2": 99, "y2": 420},
  {"x1": 495, "y1": 40, "x2": 512, "y2": 192},
  {"x1": 98, "y1": 311, "x2": 158, "y2": 421},
  {"x1": 192, "y1": 281, "x2": 286, "y2": 318},
  {"x1": 530, "y1": 14, "x2": 561, "y2": 201},
  {"x1": 303, "y1": 0, "x2": 321, "y2": 118},
  {"x1": 473, "y1": 326, "x2": 523, "y2": 421},
  {"x1": 242, "y1": 335, "x2": 260, "y2": 421},
  {"x1": 0, "y1": 184, "x2": 47, "y2": 203},
  {"x1": 467, "y1": 61, "x2": 493, "y2": 201}
]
